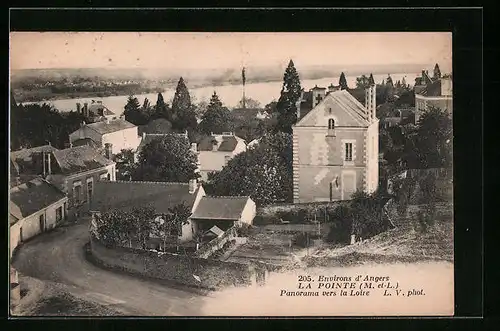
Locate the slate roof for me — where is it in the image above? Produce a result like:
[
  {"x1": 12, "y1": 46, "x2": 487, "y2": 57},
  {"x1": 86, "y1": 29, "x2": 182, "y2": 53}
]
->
[
  {"x1": 296, "y1": 89, "x2": 372, "y2": 127},
  {"x1": 90, "y1": 181, "x2": 200, "y2": 214},
  {"x1": 52, "y1": 145, "x2": 114, "y2": 175},
  {"x1": 190, "y1": 196, "x2": 250, "y2": 221},
  {"x1": 197, "y1": 134, "x2": 245, "y2": 152},
  {"x1": 10, "y1": 178, "x2": 67, "y2": 224},
  {"x1": 86, "y1": 119, "x2": 136, "y2": 135}
]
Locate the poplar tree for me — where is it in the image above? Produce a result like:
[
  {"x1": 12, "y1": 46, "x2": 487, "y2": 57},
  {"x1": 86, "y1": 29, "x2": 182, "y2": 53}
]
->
[
  {"x1": 276, "y1": 59, "x2": 302, "y2": 134},
  {"x1": 171, "y1": 77, "x2": 197, "y2": 132},
  {"x1": 339, "y1": 72, "x2": 348, "y2": 90}
]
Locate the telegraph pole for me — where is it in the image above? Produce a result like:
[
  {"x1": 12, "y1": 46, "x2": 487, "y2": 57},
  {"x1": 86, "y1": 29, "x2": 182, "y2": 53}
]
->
[{"x1": 242, "y1": 67, "x2": 246, "y2": 109}]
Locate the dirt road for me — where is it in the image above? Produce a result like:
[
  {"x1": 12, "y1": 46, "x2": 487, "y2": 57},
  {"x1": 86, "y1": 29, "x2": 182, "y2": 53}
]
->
[{"x1": 12, "y1": 220, "x2": 208, "y2": 316}]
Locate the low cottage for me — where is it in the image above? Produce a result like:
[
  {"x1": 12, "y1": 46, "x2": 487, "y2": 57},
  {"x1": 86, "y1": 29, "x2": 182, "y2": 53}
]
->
[
  {"x1": 9, "y1": 177, "x2": 68, "y2": 258},
  {"x1": 90, "y1": 179, "x2": 206, "y2": 243},
  {"x1": 190, "y1": 196, "x2": 256, "y2": 233}
]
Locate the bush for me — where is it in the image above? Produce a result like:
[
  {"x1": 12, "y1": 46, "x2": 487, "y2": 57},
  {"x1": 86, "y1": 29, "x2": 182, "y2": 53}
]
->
[
  {"x1": 293, "y1": 233, "x2": 309, "y2": 248},
  {"x1": 326, "y1": 205, "x2": 352, "y2": 244},
  {"x1": 236, "y1": 224, "x2": 252, "y2": 237}
]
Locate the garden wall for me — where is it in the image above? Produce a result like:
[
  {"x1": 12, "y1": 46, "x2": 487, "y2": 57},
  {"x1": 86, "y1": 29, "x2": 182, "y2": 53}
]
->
[{"x1": 89, "y1": 235, "x2": 255, "y2": 290}]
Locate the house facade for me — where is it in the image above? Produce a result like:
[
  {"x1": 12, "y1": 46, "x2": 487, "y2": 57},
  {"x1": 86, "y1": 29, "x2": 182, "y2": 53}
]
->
[
  {"x1": 292, "y1": 80, "x2": 379, "y2": 203},
  {"x1": 69, "y1": 119, "x2": 142, "y2": 156},
  {"x1": 9, "y1": 178, "x2": 68, "y2": 258},
  {"x1": 196, "y1": 132, "x2": 247, "y2": 181}
]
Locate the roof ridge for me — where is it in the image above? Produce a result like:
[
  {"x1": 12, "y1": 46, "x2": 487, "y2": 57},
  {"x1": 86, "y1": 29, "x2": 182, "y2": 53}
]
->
[
  {"x1": 204, "y1": 195, "x2": 250, "y2": 199},
  {"x1": 101, "y1": 180, "x2": 189, "y2": 186}
]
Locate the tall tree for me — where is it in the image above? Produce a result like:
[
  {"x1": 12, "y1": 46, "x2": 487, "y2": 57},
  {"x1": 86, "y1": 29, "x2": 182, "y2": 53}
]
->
[
  {"x1": 401, "y1": 76, "x2": 407, "y2": 88},
  {"x1": 199, "y1": 92, "x2": 234, "y2": 134},
  {"x1": 386, "y1": 74, "x2": 394, "y2": 87},
  {"x1": 171, "y1": 78, "x2": 197, "y2": 132},
  {"x1": 171, "y1": 77, "x2": 191, "y2": 123},
  {"x1": 133, "y1": 134, "x2": 198, "y2": 183},
  {"x1": 276, "y1": 59, "x2": 302, "y2": 133},
  {"x1": 113, "y1": 149, "x2": 136, "y2": 181},
  {"x1": 153, "y1": 92, "x2": 172, "y2": 120},
  {"x1": 124, "y1": 95, "x2": 148, "y2": 125},
  {"x1": 338, "y1": 72, "x2": 348, "y2": 90},
  {"x1": 433, "y1": 63, "x2": 442, "y2": 79},
  {"x1": 355, "y1": 75, "x2": 371, "y2": 89}
]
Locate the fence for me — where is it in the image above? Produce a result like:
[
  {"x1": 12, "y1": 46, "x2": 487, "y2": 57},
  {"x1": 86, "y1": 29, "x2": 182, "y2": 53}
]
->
[{"x1": 194, "y1": 226, "x2": 239, "y2": 259}]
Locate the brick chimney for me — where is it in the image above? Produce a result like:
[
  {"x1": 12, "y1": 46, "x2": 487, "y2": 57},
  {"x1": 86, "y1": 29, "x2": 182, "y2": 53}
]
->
[
  {"x1": 189, "y1": 178, "x2": 197, "y2": 194},
  {"x1": 104, "y1": 143, "x2": 113, "y2": 159}
]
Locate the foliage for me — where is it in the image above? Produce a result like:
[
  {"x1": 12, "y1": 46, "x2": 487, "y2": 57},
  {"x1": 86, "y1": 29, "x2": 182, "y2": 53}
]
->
[
  {"x1": 355, "y1": 75, "x2": 371, "y2": 89},
  {"x1": 152, "y1": 92, "x2": 172, "y2": 121},
  {"x1": 10, "y1": 103, "x2": 86, "y2": 150},
  {"x1": 198, "y1": 92, "x2": 235, "y2": 134},
  {"x1": 152, "y1": 202, "x2": 192, "y2": 250},
  {"x1": 234, "y1": 117, "x2": 268, "y2": 143},
  {"x1": 113, "y1": 149, "x2": 136, "y2": 181},
  {"x1": 124, "y1": 95, "x2": 149, "y2": 126},
  {"x1": 132, "y1": 135, "x2": 198, "y2": 182},
  {"x1": 170, "y1": 77, "x2": 197, "y2": 132},
  {"x1": 94, "y1": 206, "x2": 156, "y2": 249},
  {"x1": 338, "y1": 72, "x2": 348, "y2": 90},
  {"x1": 209, "y1": 131, "x2": 293, "y2": 205},
  {"x1": 293, "y1": 232, "x2": 310, "y2": 248},
  {"x1": 140, "y1": 118, "x2": 173, "y2": 134},
  {"x1": 237, "y1": 97, "x2": 261, "y2": 109},
  {"x1": 326, "y1": 191, "x2": 389, "y2": 244},
  {"x1": 276, "y1": 60, "x2": 302, "y2": 133}
]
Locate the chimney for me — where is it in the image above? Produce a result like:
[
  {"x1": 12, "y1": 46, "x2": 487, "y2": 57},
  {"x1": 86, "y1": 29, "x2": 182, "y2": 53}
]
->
[
  {"x1": 142, "y1": 132, "x2": 146, "y2": 140},
  {"x1": 83, "y1": 103, "x2": 88, "y2": 117},
  {"x1": 189, "y1": 178, "x2": 197, "y2": 194},
  {"x1": 76, "y1": 103, "x2": 81, "y2": 114},
  {"x1": 104, "y1": 143, "x2": 113, "y2": 159},
  {"x1": 364, "y1": 82, "x2": 376, "y2": 122},
  {"x1": 47, "y1": 152, "x2": 52, "y2": 175},
  {"x1": 191, "y1": 142, "x2": 197, "y2": 153}
]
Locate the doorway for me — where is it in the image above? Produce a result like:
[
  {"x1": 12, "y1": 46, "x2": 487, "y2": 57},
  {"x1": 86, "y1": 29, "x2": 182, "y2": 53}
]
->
[{"x1": 39, "y1": 214, "x2": 45, "y2": 232}]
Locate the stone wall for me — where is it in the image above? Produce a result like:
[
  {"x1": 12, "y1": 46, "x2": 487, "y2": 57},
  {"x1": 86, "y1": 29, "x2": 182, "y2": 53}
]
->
[{"x1": 90, "y1": 235, "x2": 254, "y2": 290}]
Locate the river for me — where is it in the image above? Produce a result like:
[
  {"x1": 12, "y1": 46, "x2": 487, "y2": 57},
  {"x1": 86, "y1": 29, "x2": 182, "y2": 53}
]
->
[{"x1": 23, "y1": 73, "x2": 416, "y2": 115}]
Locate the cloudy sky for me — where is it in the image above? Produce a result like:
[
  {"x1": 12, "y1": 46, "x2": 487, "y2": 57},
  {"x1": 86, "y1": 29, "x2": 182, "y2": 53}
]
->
[{"x1": 10, "y1": 32, "x2": 452, "y2": 71}]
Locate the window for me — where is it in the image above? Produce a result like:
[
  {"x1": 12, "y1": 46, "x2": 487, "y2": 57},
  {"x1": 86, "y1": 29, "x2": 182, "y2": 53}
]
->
[
  {"x1": 87, "y1": 179, "x2": 94, "y2": 202},
  {"x1": 328, "y1": 118, "x2": 335, "y2": 129},
  {"x1": 345, "y1": 143, "x2": 353, "y2": 162},
  {"x1": 328, "y1": 108, "x2": 332, "y2": 115},
  {"x1": 56, "y1": 207, "x2": 63, "y2": 222},
  {"x1": 73, "y1": 185, "x2": 82, "y2": 204}
]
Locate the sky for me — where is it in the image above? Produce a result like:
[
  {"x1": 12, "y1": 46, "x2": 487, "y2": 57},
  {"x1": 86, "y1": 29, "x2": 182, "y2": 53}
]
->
[{"x1": 9, "y1": 32, "x2": 452, "y2": 71}]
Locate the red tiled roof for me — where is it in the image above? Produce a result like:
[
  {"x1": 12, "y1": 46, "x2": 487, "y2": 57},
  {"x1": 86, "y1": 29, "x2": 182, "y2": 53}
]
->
[
  {"x1": 86, "y1": 119, "x2": 136, "y2": 135},
  {"x1": 90, "y1": 181, "x2": 200, "y2": 214},
  {"x1": 52, "y1": 145, "x2": 114, "y2": 175},
  {"x1": 191, "y1": 196, "x2": 251, "y2": 220}
]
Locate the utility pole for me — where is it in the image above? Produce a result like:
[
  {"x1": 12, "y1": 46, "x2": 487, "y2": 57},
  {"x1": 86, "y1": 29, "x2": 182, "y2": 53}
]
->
[{"x1": 242, "y1": 67, "x2": 246, "y2": 109}]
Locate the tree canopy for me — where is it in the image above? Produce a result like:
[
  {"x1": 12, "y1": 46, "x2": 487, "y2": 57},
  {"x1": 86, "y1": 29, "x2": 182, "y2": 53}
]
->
[
  {"x1": 198, "y1": 92, "x2": 234, "y2": 134},
  {"x1": 132, "y1": 135, "x2": 199, "y2": 182},
  {"x1": 275, "y1": 59, "x2": 302, "y2": 133},
  {"x1": 124, "y1": 95, "x2": 148, "y2": 126},
  {"x1": 169, "y1": 78, "x2": 197, "y2": 132},
  {"x1": 339, "y1": 72, "x2": 348, "y2": 90},
  {"x1": 208, "y1": 131, "x2": 293, "y2": 205}
]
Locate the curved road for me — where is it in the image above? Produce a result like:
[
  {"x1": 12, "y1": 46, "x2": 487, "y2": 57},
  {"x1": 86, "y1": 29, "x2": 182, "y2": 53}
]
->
[{"x1": 13, "y1": 220, "x2": 210, "y2": 316}]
